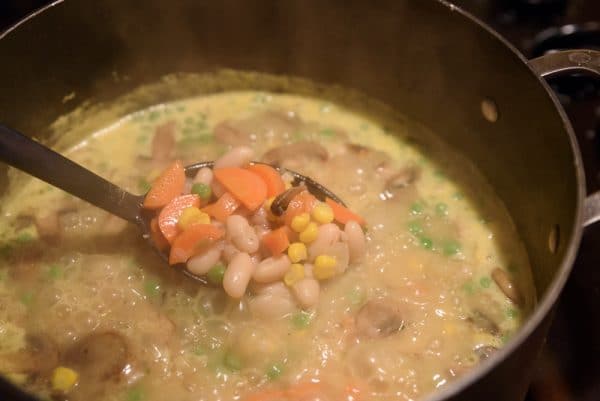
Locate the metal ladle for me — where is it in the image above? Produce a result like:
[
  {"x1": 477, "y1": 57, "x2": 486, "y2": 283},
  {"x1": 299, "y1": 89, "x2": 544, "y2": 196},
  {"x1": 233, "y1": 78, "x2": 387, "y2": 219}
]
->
[{"x1": 0, "y1": 125, "x2": 344, "y2": 282}]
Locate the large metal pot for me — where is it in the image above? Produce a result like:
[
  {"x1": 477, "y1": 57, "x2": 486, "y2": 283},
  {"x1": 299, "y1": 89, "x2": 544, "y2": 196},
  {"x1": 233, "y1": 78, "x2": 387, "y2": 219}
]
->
[{"x1": 0, "y1": 1, "x2": 598, "y2": 400}]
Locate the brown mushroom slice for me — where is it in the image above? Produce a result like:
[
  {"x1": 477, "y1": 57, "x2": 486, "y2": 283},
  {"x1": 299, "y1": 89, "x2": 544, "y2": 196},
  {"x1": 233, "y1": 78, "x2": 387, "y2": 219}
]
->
[
  {"x1": 0, "y1": 334, "x2": 59, "y2": 375},
  {"x1": 355, "y1": 299, "x2": 404, "y2": 339},
  {"x1": 262, "y1": 141, "x2": 328, "y2": 167},
  {"x1": 214, "y1": 121, "x2": 254, "y2": 146},
  {"x1": 466, "y1": 310, "x2": 500, "y2": 336},
  {"x1": 491, "y1": 267, "x2": 523, "y2": 306},
  {"x1": 383, "y1": 167, "x2": 420, "y2": 195},
  {"x1": 151, "y1": 121, "x2": 176, "y2": 161},
  {"x1": 64, "y1": 332, "x2": 129, "y2": 383},
  {"x1": 474, "y1": 345, "x2": 498, "y2": 361}
]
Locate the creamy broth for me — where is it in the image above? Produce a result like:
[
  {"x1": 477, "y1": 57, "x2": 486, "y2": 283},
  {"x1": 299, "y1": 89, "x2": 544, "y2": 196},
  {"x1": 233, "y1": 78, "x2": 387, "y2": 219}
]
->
[{"x1": 0, "y1": 91, "x2": 534, "y2": 401}]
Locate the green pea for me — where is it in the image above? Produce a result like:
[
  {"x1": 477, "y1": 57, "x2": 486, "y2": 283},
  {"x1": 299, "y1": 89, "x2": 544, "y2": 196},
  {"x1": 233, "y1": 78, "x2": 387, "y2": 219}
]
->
[
  {"x1": 266, "y1": 363, "x2": 283, "y2": 380},
  {"x1": 193, "y1": 345, "x2": 206, "y2": 356},
  {"x1": 506, "y1": 308, "x2": 518, "y2": 319},
  {"x1": 319, "y1": 128, "x2": 335, "y2": 138},
  {"x1": 15, "y1": 232, "x2": 33, "y2": 244},
  {"x1": 20, "y1": 292, "x2": 34, "y2": 307},
  {"x1": 420, "y1": 237, "x2": 433, "y2": 250},
  {"x1": 47, "y1": 264, "x2": 62, "y2": 280},
  {"x1": 410, "y1": 202, "x2": 424, "y2": 215},
  {"x1": 138, "y1": 178, "x2": 152, "y2": 193},
  {"x1": 291, "y1": 311, "x2": 313, "y2": 329},
  {"x1": 479, "y1": 276, "x2": 492, "y2": 288},
  {"x1": 407, "y1": 221, "x2": 423, "y2": 235},
  {"x1": 148, "y1": 111, "x2": 161, "y2": 121},
  {"x1": 435, "y1": 203, "x2": 448, "y2": 217},
  {"x1": 462, "y1": 281, "x2": 476, "y2": 295},
  {"x1": 144, "y1": 280, "x2": 161, "y2": 298},
  {"x1": 191, "y1": 183, "x2": 212, "y2": 201},
  {"x1": 207, "y1": 264, "x2": 226, "y2": 285},
  {"x1": 443, "y1": 240, "x2": 460, "y2": 256},
  {"x1": 224, "y1": 351, "x2": 243, "y2": 371},
  {"x1": 125, "y1": 386, "x2": 145, "y2": 401}
]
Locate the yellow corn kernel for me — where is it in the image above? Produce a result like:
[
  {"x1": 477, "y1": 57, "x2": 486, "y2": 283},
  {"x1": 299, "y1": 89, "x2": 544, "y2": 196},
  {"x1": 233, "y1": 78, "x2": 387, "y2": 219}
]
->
[
  {"x1": 311, "y1": 202, "x2": 334, "y2": 224},
  {"x1": 178, "y1": 207, "x2": 210, "y2": 230},
  {"x1": 313, "y1": 255, "x2": 337, "y2": 280},
  {"x1": 299, "y1": 222, "x2": 319, "y2": 244},
  {"x1": 264, "y1": 197, "x2": 279, "y2": 222},
  {"x1": 284, "y1": 263, "x2": 305, "y2": 286},
  {"x1": 284, "y1": 181, "x2": 292, "y2": 190},
  {"x1": 288, "y1": 242, "x2": 308, "y2": 263},
  {"x1": 291, "y1": 212, "x2": 310, "y2": 233},
  {"x1": 52, "y1": 366, "x2": 78, "y2": 393}
]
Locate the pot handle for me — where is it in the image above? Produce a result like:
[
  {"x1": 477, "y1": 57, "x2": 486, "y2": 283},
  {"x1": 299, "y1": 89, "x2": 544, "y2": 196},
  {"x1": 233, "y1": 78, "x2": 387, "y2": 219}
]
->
[{"x1": 529, "y1": 49, "x2": 600, "y2": 227}]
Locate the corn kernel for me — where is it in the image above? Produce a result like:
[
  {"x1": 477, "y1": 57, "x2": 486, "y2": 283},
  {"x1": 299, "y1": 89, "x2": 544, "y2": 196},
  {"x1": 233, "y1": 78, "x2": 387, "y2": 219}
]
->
[
  {"x1": 178, "y1": 207, "x2": 210, "y2": 230},
  {"x1": 311, "y1": 202, "x2": 334, "y2": 224},
  {"x1": 52, "y1": 366, "x2": 78, "y2": 393},
  {"x1": 291, "y1": 213, "x2": 310, "y2": 233},
  {"x1": 284, "y1": 181, "x2": 292, "y2": 190},
  {"x1": 299, "y1": 222, "x2": 319, "y2": 244},
  {"x1": 313, "y1": 255, "x2": 337, "y2": 280},
  {"x1": 288, "y1": 242, "x2": 308, "y2": 263},
  {"x1": 284, "y1": 263, "x2": 305, "y2": 286}
]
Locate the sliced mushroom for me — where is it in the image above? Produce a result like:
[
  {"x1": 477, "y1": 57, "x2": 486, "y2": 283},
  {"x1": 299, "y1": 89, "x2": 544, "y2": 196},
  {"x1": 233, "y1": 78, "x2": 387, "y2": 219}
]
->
[
  {"x1": 64, "y1": 331, "x2": 129, "y2": 383},
  {"x1": 214, "y1": 121, "x2": 254, "y2": 146},
  {"x1": 474, "y1": 345, "x2": 498, "y2": 361},
  {"x1": 270, "y1": 185, "x2": 306, "y2": 216},
  {"x1": 0, "y1": 334, "x2": 59, "y2": 375},
  {"x1": 384, "y1": 167, "x2": 419, "y2": 194},
  {"x1": 151, "y1": 121, "x2": 176, "y2": 161},
  {"x1": 355, "y1": 299, "x2": 404, "y2": 339},
  {"x1": 262, "y1": 141, "x2": 328, "y2": 167},
  {"x1": 491, "y1": 267, "x2": 523, "y2": 306},
  {"x1": 34, "y1": 212, "x2": 61, "y2": 242},
  {"x1": 467, "y1": 310, "x2": 499, "y2": 335}
]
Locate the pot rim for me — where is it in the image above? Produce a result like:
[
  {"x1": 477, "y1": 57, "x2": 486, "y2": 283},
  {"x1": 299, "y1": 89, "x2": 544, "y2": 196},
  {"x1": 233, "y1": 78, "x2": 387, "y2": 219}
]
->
[{"x1": 0, "y1": 1, "x2": 587, "y2": 400}]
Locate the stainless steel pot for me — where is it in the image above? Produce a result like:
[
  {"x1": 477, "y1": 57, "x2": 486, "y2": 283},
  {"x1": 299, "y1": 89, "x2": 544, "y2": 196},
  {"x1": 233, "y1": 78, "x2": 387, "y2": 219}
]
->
[{"x1": 0, "y1": 1, "x2": 598, "y2": 400}]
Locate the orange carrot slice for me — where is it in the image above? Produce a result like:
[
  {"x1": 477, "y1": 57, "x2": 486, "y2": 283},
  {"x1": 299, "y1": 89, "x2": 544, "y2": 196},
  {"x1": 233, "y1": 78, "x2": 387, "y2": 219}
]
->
[
  {"x1": 286, "y1": 382, "x2": 325, "y2": 399},
  {"x1": 326, "y1": 198, "x2": 366, "y2": 226},
  {"x1": 169, "y1": 223, "x2": 224, "y2": 265},
  {"x1": 214, "y1": 167, "x2": 267, "y2": 211},
  {"x1": 202, "y1": 192, "x2": 240, "y2": 222},
  {"x1": 283, "y1": 191, "x2": 318, "y2": 226},
  {"x1": 150, "y1": 217, "x2": 169, "y2": 251},
  {"x1": 246, "y1": 164, "x2": 285, "y2": 197},
  {"x1": 262, "y1": 226, "x2": 290, "y2": 256},
  {"x1": 143, "y1": 160, "x2": 186, "y2": 209},
  {"x1": 158, "y1": 194, "x2": 201, "y2": 243}
]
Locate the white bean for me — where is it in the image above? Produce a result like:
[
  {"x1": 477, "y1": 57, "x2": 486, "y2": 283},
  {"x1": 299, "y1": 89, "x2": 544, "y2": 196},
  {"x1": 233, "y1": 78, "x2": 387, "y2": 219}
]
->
[
  {"x1": 329, "y1": 242, "x2": 350, "y2": 273},
  {"x1": 222, "y1": 242, "x2": 240, "y2": 263},
  {"x1": 292, "y1": 278, "x2": 320, "y2": 308},
  {"x1": 214, "y1": 146, "x2": 255, "y2": 169},
  {"x1": 226, "y1": 215, "x2": 260, "y2": 253},
  {"x1": 249, "y1": 207, "x2": 269, "y2": 228},
  {"x1": 345, "y1": 221, "x2": 366, "y2": 263},
  {"x1": 308, "y1": 223, "x2": 341, "y2": 261},
  {"x1": 186, "y1": 242, "x2": 223, "y2": 275},
  {"x1": 304, "y1": 263, "x2": 314, "y2": 278},
  {"x1": 249, "y1": 282, "x2": 296, "y2": 319},
  {"x1": 193, "y1": 167, "x2": 213, "y2": 185},
  {"x1": 253, "y1": 255, "x2": 291, "y2": 283},
  {"x1": 223, "y1": 252, "x2": 255, "y2": 298}
]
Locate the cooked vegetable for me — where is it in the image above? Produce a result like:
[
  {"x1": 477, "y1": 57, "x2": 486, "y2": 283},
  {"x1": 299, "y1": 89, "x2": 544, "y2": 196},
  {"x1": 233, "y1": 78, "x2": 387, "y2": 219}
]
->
[
  {"x1": 214, "y1": 167, "x2": 267, "y2": 211},
  {"x1": 246, "y1": 164, "x2": 286, "y2": 197},
  {"x1": 169, "y1": 224, "x2": 225, "y2": 265},
  {"x1": 262, "y1": 227, "x2": 290, "y2": 256},
  {"x1": 142, "y1": 160, "x2": 185, "y2": 209},
  {"x1": 158, "y1": 194, "x2": 201, "y2": 243},
  {"x1": 191, "y1": 182, "x2": 212, "y2": 201},
  {"x1": 202, "y1": 192, "x2": 240, "y2": 222},
  {"x1": 150, "y1": 217, "x2": 169, "y2": 251},
  {"x1": 326, "y1": 197, "x2": 366, "y2": 226},
  {"x1": 51, "y1": 366, "x2": 79, "y2": 393}
]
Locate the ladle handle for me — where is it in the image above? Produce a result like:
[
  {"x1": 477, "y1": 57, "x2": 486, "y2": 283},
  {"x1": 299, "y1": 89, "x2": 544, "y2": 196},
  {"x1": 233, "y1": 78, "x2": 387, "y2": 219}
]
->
[{"x1": 0, "y1": 124, "x2": 142, "y2": 223}]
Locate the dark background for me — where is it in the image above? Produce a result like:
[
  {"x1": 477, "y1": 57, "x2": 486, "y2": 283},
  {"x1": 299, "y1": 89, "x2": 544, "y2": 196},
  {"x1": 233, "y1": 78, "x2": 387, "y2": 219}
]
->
[{"x1": 0, "y1": 1, "x2": 599, "y2": 401}]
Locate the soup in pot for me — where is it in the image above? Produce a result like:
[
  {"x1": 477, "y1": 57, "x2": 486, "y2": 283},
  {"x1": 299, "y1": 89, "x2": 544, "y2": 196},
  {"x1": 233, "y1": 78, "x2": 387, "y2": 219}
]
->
[{"x1": 0, "y1": 90, "x2": 534, "y2": 401}]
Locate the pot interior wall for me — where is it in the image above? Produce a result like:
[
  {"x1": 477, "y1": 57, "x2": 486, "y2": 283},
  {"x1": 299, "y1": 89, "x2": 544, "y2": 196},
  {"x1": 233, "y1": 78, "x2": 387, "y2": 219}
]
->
[{"x1": 0, "y1": 0, "x2": 578, "y2": 299}]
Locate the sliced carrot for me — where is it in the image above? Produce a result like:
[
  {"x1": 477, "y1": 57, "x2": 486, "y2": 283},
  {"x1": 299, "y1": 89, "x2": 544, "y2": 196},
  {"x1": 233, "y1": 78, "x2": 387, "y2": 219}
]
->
[
  {"x1": 246, "y1": 164, "x2": 285, "y2": 197},
  {"x1": 326, "y1": 198, "x2": 366, "y2": 226},
  {"x1": 286, "y1": 382, "x2": 325, "y2": 399},
  {"x1": 158, "y1": 194, "x2": 201, "y2": 243},
  {"x1": 262, "y1": 226, "x2": 290, "y2": 256},
  {"x1": 202, "y1": 192, "x2": 240, "y2": 222},
  {"x1": 283, "y1": 191, "x2": 318, "y2": 226},
  {"x1": 169, "y1": 223, "x2": 224, "y2": 265},
  {"x1": 214, "y1": 167, "x2": 267, "y2": 211},
  {"x1": 143, "y1": 160, "x2": 186, "y2": 209},
  {"x1": 150, "y1": 217, "x2": 169, "y2": 251}
]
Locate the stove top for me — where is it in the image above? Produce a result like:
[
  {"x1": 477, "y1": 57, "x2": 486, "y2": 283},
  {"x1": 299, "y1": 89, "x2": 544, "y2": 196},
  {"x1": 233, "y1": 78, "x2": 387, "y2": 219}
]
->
[{"x1": 1, "y1": 1, "x2": 599, "y2": 401}]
